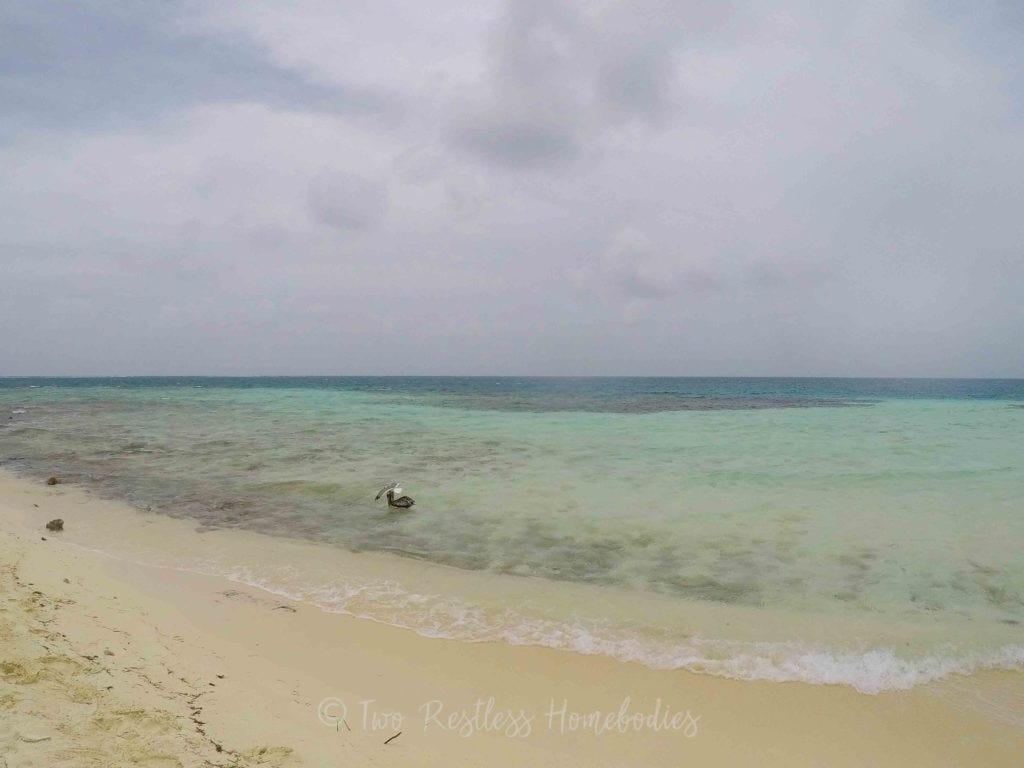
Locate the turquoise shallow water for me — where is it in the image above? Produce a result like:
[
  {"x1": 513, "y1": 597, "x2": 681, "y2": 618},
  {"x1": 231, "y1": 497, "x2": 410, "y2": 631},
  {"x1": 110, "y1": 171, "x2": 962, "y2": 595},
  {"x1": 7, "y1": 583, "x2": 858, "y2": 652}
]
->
[{"x1": 2, "y1": 377, "x2": 1022, "y2": 691}]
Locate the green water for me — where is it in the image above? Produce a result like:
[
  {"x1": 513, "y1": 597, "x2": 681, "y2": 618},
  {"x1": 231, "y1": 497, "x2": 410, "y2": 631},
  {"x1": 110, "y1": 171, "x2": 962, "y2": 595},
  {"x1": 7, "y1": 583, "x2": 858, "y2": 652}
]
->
[{"x1": 2, "y1": 378, "x2": 1022, "y2": 691}]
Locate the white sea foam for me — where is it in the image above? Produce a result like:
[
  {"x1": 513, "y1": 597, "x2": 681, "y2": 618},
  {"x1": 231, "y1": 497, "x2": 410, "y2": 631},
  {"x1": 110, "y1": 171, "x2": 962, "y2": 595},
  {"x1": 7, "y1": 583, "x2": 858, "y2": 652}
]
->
[
  {"x1": 674, "y1": 644, "x2": 1024, "y2": 694},
  {"x1": 61, "y1": 537, "x2": 1024, "y2": 696},
  {"x1": 213, "y1": 564, "x2": 1024, "y2": 695}
]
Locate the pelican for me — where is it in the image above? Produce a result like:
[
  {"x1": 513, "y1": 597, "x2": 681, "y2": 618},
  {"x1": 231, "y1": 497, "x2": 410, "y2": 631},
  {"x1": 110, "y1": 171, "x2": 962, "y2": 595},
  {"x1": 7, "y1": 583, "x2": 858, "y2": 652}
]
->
[{"x1": 375, "y1": 482, "x2": 415, "y2": 509}]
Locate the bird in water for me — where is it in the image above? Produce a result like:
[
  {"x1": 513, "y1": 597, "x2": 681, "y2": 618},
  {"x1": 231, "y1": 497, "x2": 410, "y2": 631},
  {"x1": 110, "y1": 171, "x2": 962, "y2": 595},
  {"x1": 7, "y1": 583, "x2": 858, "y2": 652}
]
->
[{"x1": 375, "y1": 482, "x2": 415, "y2": 509}]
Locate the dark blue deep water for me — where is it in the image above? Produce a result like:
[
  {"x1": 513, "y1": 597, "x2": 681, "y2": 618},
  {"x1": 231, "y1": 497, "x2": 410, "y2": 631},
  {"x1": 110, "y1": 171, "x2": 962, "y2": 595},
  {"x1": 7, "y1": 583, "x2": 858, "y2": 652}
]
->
[{"x1": 2, "y1": 376, "x2": 1022, "y2": 414}]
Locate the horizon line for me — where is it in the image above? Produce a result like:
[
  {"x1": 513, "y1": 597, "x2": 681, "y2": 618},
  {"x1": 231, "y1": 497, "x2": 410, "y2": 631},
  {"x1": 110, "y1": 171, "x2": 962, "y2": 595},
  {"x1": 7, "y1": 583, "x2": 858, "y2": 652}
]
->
[{"x1": 2, "y1": 374, "x2": 1024, "y2": 381}]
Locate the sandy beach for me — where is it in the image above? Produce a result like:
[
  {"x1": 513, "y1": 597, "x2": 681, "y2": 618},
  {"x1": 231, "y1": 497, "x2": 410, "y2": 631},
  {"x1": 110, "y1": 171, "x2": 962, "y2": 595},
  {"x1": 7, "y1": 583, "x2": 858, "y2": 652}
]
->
[{"x1": 0, "y1": 469, "x2": 1021, "y2": 767}]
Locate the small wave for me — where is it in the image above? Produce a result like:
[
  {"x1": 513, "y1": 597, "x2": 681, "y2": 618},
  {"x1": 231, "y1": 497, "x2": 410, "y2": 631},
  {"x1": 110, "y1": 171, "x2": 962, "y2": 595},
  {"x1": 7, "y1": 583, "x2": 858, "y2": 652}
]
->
[
  {"x1": 212, "y1": 565, "x2": 1024, "y2": 695},
  {"x1": 671, "y1": 644, "x2": 1024, "y2": 694},
  {"x1": 64, "y1": 537, "x2": 1024, "y2": 695}
]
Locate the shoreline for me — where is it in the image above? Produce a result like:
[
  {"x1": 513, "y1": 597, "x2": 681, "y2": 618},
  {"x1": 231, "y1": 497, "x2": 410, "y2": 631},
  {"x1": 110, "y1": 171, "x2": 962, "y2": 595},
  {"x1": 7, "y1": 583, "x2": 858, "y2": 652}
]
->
[
  {"x1": 1, "y1": 471, "x2": 1022, "y2": 765},
  {"x1": 0, "y1": 466, "x2": 1018, "y2": 697}
]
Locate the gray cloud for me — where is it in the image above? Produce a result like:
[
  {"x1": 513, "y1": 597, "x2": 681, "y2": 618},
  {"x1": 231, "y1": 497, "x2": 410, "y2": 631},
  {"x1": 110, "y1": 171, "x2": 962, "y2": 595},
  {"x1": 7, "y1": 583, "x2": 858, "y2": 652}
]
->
[
  {"x1": 747, "y1": 259, "x2": 833, "y2": 290},
  {"x1": 307, "y1": 171, "x2": 388, "y2": 231},
  {"x1": 589, "y1": 0, "x2": 731, "y2": 122},
  {"x1": 596, "y1": 46, "x2": 676, "y2": 122},
  {"x1": 0, "y1": 2, "x2": 393, "y2": 142},
  {"x1": 446, "y1": 0, "x2": 584, "y2": 167},
  {"x1": 446, "y1": 0, "x2": 732, "y2": 167},
  {"x1": 575, "y1": 228, "x2": 725, "y2": 300},
  {"x1": 1, "y1": 0, "x2": 1023, "y2": 376},
  {"x1": 453, "y1": 116, "x2": 581, "y2": 168}
]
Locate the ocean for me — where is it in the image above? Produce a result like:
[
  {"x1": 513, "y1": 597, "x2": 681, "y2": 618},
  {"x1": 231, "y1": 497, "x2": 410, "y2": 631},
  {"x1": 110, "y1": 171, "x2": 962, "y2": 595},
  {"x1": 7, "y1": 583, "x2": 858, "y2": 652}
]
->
[{"x1": 2, "y1": 376, "x2": 1022, "y2": 693}]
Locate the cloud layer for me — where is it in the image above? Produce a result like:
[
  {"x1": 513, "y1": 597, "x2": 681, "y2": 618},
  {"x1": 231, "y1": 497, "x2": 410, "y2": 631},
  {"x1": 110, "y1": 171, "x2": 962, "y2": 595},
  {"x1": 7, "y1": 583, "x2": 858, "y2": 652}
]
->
[{"x1": 1, "y1": 0, "x2": 1022, "y2": 375}]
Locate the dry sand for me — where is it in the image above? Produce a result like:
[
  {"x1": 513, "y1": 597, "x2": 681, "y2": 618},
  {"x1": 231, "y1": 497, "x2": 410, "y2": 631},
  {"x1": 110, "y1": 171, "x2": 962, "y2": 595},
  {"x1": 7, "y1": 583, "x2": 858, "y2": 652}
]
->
[{"x1": 1, "y1": 469, "x2": 1022, "y2": 767}]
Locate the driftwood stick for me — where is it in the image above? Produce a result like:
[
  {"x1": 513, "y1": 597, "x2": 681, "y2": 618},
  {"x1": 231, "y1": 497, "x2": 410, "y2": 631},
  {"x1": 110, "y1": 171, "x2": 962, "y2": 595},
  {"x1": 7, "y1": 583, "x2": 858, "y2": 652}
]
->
[{"x1": 384, "y1": 731, "x2": 402, "y2": 745}]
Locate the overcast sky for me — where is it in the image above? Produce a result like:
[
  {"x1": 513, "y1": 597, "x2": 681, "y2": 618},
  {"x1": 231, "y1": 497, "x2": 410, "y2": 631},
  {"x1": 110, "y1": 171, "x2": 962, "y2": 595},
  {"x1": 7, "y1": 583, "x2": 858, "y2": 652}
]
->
[{"x1": 2, "y1": 1, "x2": 1022, "y2": 376}]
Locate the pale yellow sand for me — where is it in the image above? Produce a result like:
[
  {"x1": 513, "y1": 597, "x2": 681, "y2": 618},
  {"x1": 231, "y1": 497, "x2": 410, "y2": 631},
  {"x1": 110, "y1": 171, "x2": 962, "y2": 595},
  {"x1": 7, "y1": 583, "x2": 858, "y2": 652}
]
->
[{"x1": 1, "y1": 470, "x2": 1022, "y2": 767}]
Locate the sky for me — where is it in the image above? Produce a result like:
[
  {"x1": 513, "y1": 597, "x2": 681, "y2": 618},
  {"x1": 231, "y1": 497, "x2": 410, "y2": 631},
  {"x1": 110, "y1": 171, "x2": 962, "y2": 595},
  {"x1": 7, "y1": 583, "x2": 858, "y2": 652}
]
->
[{"x1": 1, "y1": 0, "x2": 1022, "y2": 377}]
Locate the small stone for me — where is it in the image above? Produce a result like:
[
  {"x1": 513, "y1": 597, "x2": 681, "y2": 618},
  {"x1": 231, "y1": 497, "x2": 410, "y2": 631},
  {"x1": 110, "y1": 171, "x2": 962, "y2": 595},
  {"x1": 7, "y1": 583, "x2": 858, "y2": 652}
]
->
[
  {"x1": 104, "y1": 649, "x2": 114, "y2": 656},
  {"x1": 63, "y1": 578, "x2": 70, "y2": 584},
  {"x1": 45, "y1": 476, "x2": 60, "y2": 486},
  {"x1": 45, "y1": 519, "x2": 64, "y2": 532}
]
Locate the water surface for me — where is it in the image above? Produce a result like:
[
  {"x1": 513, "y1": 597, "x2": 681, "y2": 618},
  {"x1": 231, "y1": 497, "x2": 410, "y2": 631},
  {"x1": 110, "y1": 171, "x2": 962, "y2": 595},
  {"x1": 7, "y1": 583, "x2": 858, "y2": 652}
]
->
[{"x1": 2, "y1": 377, "x2": 1022, "y2": 692}]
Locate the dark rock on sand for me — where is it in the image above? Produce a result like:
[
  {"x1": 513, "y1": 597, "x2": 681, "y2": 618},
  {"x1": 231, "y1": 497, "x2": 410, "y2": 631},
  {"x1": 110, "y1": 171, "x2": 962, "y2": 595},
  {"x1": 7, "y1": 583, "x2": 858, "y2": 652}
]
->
[
  {"x1": 45, "y1": 519, "x2": 64, "y2": 532},
  {"x1": 46, "y1": 476, "x2": 61, "y2": 485}
]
